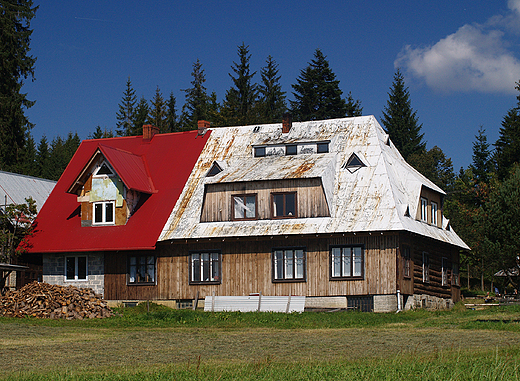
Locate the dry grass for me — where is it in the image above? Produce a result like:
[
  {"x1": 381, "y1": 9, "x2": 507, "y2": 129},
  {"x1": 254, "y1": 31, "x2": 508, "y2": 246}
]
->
[{"x1": 1, "y1": 323, "x2": 520, "y2": 376}]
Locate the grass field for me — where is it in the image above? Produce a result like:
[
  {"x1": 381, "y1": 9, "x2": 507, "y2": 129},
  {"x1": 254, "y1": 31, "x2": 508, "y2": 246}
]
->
[{"x1": 1, "y1": 303, "x2": 519, "y2": 380}]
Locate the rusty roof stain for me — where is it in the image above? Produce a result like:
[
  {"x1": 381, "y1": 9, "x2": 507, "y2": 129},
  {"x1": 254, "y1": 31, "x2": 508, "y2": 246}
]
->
[{"x1": 159, "y1": 116, "x2": 468, "y2": 249}]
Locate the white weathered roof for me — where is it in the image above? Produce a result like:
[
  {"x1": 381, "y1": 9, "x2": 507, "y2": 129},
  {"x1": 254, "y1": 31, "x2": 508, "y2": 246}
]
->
[
  {"x1": 0, "y1": 171, "x2": 56, "y2": 212},
  {"x1": 159, "y1": 116, "x2": 468, "y2": 249}
]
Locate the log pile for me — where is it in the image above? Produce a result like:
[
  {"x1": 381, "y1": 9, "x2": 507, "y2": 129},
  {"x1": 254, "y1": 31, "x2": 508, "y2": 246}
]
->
[{"x1": 0, "y1": 282, "x2": 114, "y2": 319}]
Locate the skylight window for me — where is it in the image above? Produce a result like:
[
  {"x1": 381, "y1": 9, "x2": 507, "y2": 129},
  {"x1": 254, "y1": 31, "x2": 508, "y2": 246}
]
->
[
  {"x1": 254, "y1": 147, "x2": 266, "y2": 157},
  {"x1": 317, "y1": 142, "x2": 329, "y2": 153}
]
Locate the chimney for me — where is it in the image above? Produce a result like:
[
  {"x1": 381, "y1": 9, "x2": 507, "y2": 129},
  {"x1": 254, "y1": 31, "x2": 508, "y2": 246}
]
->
[
  {"x1": 282, "y1": 113, "x2": 292, "y2": 133},
  {"x1": 143, "y1": 124, "x2": 159, "y2": 141},
  {"x1": 198, "y1": 120, "x2": 210, "y2": 135}
]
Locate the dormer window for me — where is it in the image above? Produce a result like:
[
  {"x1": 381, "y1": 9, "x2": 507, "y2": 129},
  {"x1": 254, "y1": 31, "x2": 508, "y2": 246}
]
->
[{"x1": 93, "y1": 201, "x2": 115, "y2": 225}]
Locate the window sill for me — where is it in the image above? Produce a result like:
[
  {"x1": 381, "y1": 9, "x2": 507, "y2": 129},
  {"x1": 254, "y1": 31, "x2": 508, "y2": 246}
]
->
[
  {"x1": 272, "y1": 278, "x2": 306, "y2": 283},
  {"x1": 189, "y1": 281, "x2": 221, "y2": 285},
  {"x1": 64, "y1": 279, "x2": 88, "y2": 282},
  {"x1": 127, "y1": 282, "x2": 156, "y2": 286},
  {"x1": 329, "y1": 276, "x2": 364, "y2": 281}
]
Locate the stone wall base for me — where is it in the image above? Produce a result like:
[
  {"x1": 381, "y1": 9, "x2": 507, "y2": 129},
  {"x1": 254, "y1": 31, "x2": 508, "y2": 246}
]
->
[{"x1": 404, "y1": 294, "x2": 453, "y2": 311}]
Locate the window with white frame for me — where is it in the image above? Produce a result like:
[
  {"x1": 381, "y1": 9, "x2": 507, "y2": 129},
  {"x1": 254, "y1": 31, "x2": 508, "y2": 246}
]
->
[
  {"x1": 273, "y1": 248, "x2": 306, "y2": 281},
  {"x1": 232, "y1": 194, "x2": 257, "y2": 220},
  {"x1": 93, "y1": 201, "x2": 115, "y2": 225},
  {"x1": 66, "y1": 256, "x2": 87, "y2": 281},
  {"x1": 330, "y1": 245, "x2": 364, "y2": 279},
  {"x1": 422, "y1": 252, "x2": 430, "y2": 283},
  {"x1": 431, "y1": 201, "x2": 438, "y2": 226},
  {"x1": 442, "y1": 257, "x2": 448, "y2": 286},
  {"x1": 420, "y1": 197, "x2": 428, "y2": 222},
  {"x1": 190, "y1": 251, "x2": 221, "y2": 284},
  {"x1": 128, "y1": 255, "x2": 155, "y2": 284}
]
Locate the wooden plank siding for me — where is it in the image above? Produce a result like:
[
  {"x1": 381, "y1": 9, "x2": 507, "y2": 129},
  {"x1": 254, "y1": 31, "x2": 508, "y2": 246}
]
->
[
  {"x1": 103, "y1": 233, "x2": 400, "y2": 301},
  {"x1": 397, "y1": 232, "x2": 460, "y2": 302},
  {"x1": 201, "y1": 178, "x2": 330, "y2": 222}
]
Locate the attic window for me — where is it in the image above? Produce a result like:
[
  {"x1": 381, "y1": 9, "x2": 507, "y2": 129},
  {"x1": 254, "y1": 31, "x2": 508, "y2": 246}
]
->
[
  {"x1": 254, "y1": 147, "x2": 266, "y2": 157},
  {"x1": 286, "y1": 144, "x2": 297, "y2": 155},
  {"x1": 317, "y1": 142, "x2": 329, "y2": 153},
  {"x1": 342, "y1": 153, "x2": 365, "y2": 173},
  {"x1": 207, "y1": 162, "x2": 223, "y2": 177},
  {"x1": 94, "y1": 161, "x2": 115, "y2": 177}
]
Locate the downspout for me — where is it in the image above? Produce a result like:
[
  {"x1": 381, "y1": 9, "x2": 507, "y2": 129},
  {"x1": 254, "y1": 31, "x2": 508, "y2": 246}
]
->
[{"x1": 396, "y1": 289, "x2": 402, "y2": 312}]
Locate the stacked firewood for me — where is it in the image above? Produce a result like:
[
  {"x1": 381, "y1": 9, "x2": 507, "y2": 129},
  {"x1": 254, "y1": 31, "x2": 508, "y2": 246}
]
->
[{"x1": 0, "y1": 282, "x2": 114, "y2": 319}]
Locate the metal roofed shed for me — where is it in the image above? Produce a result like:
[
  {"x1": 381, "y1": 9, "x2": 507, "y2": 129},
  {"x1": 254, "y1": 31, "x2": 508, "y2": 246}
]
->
[{"x1": 0, "y1": 171, "x2": 56, "y2": 212}]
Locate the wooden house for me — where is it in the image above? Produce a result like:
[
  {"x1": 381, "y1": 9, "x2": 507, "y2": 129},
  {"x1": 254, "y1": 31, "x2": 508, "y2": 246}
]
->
[{"x1": 25, "y1": 117, "x2": 468, "y2": 311}]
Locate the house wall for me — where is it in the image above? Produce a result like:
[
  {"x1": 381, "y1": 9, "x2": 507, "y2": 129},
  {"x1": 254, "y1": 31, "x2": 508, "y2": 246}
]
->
[
  {"x1": 103, "y1": 233, "x2": 399, "y2": 302},
  {"x1": 397, "y1": 232, "x2": 460, "y2": 303},
  {"x1": 43, "y1": 252, "x2": 105, "y2": 296},
  {"x1": 201, "y1": 178, "x2": 330, "y2": 222}
]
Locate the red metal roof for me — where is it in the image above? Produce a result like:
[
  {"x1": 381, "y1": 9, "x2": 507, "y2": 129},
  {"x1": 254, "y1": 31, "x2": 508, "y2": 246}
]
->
[{"x1": 24, "y1": 130, "x2": 210, "y2": 253}]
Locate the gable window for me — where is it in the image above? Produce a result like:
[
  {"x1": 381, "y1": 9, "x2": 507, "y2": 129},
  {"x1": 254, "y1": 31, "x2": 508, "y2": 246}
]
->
[
  {"x1": 330, "y1": 245, "x2": 364, "y2": 279},
  {"x1": 420, "y1": 197, "x2": 428, "y2": 222},
  {"x1": 422, "y1": 252, "x2": 430, "y2": 283},
  {"x1": 317, "y1": 142, "x2": 329, "y2": 153},
  {"x1": 431, "y1": 201, "x2": 438, "y2": 226},
  {"x1": 273, "y1": 248, "x2": 306, "y2": 282},
  {"x1": 66, "y1": 256, "x2": 87, "y2": 281},
  {"x1": 128, "y1": 255, "x2": 155, "y2": 284},
  {"x1": 285, "y1": 144, "x2": 297, "y2": 155},
  {"x1": 254, "y1": 146, "x2": 266, "y2": 157},
  {"x1": 272, "y1": 192, "x2": 297, "y2": 218},
  {"x1": 93, "y1": 201, "x2": 115, "y2": 225},
  {"x1": 403, "y1": 245, "x2": 411, "y2": 278},
  {"x1": 190, "y1": 251, "x2": 221, "y2": 284},
  {"x1": 442, "y1": 257, "x2": 448, "y2": 286},
  {"x1": 233, "y1": 194, "x2": 257, "y2": 220}
]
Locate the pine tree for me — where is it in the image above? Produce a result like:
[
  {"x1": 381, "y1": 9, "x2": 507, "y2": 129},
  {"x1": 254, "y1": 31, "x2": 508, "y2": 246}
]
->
[
  {"x1": 258, "y1": 55, "x2": 286, "y2": 124},
  {"x1": 165, "y1": 92, "x2": 178, "y2": 133},
  {"x1": 221, "y1": 43, "x2": 259, "y2": 126},
  {"x1": 147, "y1": 86, "x2": 166, "y2": 132},
  {"x1": 132, "y1": 96, "x2": 149, "y2": 136},
  {"x1": 0, "y1": 0, "x2": 38, "y2": 171},
  {"x1": 89, "y1": 126, "x2": 114, "y2": 139},
  {"x1": 470, "y1": 127, "x2": 493, "y2": 185},
  {"x1": 180, "y1": 59, "x2": 208, "y2": 130},
  {"x1": 494, "y1": 82, "x2": 520, "y2": 180},
  {"x1": 290, "y1": 49, "x2": 347, "y2": 122},
  {"x1": 115, "y1": 77, "x2": 136, "y2": 136},
  {"x1": 381, "y1": 69, "x2": 426, "y2": 161},
  {"x1": 345, "y1": 91, "x2": 363, "y2": 117},
  {"x1": 47, "y1": 136, "x2": 66, "y2": 181}
]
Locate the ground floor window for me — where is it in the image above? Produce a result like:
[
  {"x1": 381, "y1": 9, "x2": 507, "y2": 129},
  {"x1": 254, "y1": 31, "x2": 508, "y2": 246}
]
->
[
  {"x1": 423, "y1": 252, "x2": 430, "y2": 283},
  {"x1": 452, "y1": 262, "x2": 459, "y2": 286},
  {"x1": 330, "y1": 245, "x2": 364, "y2": 279},
  {"x1": 442, "y1": 257, "x2": 449, "y2": 286},
  {"x1": 128, "y1": 255, "x2": 155, "y2": 284},
  {"x1": 190, "y1": 251, "x2": 221, "y2": 284},
  {"x1": 403, "y1": 245, "x2": 411, "y2": 278},
  {"x1": 66, "y1": 256, "x2": 87, "y2": 281},
  {"x1": 272, "y1": 248, "x2": 306, "y2": 281}
]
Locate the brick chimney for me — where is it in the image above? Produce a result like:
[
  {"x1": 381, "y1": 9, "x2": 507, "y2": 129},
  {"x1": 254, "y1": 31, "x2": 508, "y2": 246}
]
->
[
  {"x1": 282, "y1": 113, "x2": 292, "y2": 133},
  {"x1": 143, "y1": 124, "x2": 159, "y2": 141},
  {"x1": 198, "y1": 120, "x2": 210, "y2": 135}
]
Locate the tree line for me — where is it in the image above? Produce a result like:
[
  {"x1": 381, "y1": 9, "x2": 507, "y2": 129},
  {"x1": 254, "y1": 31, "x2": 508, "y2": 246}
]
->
[{"x1": 2, "y1": 1, "x2": 520, "y2": 292}]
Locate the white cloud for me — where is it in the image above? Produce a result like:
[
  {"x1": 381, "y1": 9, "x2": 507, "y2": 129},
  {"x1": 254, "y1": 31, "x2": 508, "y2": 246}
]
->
[{"x1": 396, "y1": 4, "x2": 520, "y2": 94}]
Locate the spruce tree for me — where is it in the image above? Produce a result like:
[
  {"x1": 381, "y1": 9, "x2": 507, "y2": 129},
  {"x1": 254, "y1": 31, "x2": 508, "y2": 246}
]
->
[
  {"x1": 345, "y1": 91, "x2": 363, "y2": 117},
  {"x1": 258, "y1": 55, "x2": 286, "y2": 124},
  {"x1": 20, "y1": 133, "x2": 37, "y2": 176},
  {"x1": 132, "y1": 97, "x2": 149, "y2": 136},
  {"x1": 147, "y1": 86, "x2": 166, "y2": 132},
  {"x1": 35, "y1": 135, "x2": 49, "y2": 178},
  {"x1": 221, "y1": 43, "x2": 259, "y2": 126},
  {"x1": 494, "y1": 82, "x2": 520, "y2": 180},
  {"x1": 180, "y1": 59, "x2": 208, "y2": 130},
  {"x1": 0, "y1": 0, "x2": 38, "y2": 171},
  {"x1": 89, "y1": 126, "x2": 114, "y2": 139},
  {"x1": 470, "y1": 127, "x2": 493, "y2": 185},
  {"x1": 115, "y1": 77, "x2": 136, "y2": 136},
  {"x1": 166, "y1": 92, "x2": 178, "y2": 133},
  {"x1": 381, "y1": 69, "x2": 426, "y2": 161},
  {"x1": 290, "y1": 49, "x2": 347, "y2": 122}
]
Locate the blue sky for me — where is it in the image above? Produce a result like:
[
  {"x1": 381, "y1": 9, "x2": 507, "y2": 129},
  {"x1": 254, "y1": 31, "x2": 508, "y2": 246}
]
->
[{"x1": 22, "y1": 0, "x2": 520, "y2": 171}]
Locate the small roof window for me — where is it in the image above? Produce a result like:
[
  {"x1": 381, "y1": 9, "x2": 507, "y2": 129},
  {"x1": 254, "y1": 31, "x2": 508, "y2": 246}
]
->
[
  {"x1": 317, "y1": 142, "x2": 329, "y2": 153},
  {"x1": 207, "y1": 162, "x2": 223, "y2": 177},
  {"x1": 343, "y1": 153, "x2": 366, "y2": 173},
  {"x1": 254, "y1": 147, "x2": 266, "y2": 157},
  {"x1": 285, "y1": 144, "x2": 297, "y2": 156},
  {"x1": 94, "y1": 161, "x2": 115, "y2": 177}
]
